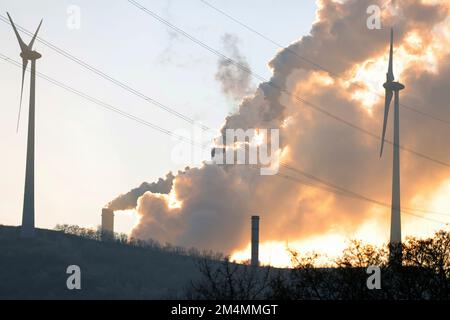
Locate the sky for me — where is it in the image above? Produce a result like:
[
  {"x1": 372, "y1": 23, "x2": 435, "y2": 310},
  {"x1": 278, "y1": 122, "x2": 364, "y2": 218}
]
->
[
  {"x1": 2, "y1": 0, "x2": 450, "y2": 268},
  {"x1": 0, "y1": 0, "x2": 316, "y2": 233}
]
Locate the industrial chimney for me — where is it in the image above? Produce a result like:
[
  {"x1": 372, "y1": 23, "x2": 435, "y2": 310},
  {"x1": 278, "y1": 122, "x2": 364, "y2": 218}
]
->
[
  {"x1": 251, "y1": 215, "x2": 259, "y2": 267},
  {"x1": 101, "y1": 208, "x2": 114, "y2": 241}
]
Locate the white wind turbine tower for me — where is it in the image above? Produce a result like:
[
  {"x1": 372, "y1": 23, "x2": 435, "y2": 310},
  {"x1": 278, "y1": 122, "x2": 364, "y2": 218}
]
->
[
  {"x1": 7, "y1": 13, "x2": 43, "y2": 238},
  {"x1": 380, "y1": 28, "x2": 405, "y2": 266}
]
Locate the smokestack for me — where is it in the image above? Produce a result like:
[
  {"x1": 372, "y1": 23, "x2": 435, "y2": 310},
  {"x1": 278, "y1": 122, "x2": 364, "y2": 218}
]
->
[
  {"x1": 251, "y1": 215, "x2": 259, "y2": 267},
  {"x1": 101, "y1": 208, "x2": 114, "y2": 241}
]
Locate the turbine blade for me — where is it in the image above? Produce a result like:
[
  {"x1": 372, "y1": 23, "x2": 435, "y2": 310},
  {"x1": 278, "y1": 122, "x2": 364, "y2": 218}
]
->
[
  {"x1": 6, "y1": 12, "x2": 27, "y2": 52},
  {"x1": 387, "y1": 28, "x2": 394, "y2": 83},
  {"x1": 28, "y1": 19, "x2": 43, "y2": 50},
  {"x1": 17, "y1": 58, "x2": 28, "y2": 133},
  {"x1": 380, "y1": 89, "x2": 393, "y2": 157}
]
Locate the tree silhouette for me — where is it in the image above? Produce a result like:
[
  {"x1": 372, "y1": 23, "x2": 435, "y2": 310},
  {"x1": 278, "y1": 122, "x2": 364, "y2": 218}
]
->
[
  {"x1": 190, "y1": 231, "x2": 450, "y2": 300},
  {"x1": 188, "y1": 256, "x2": 271, "y2": 300}
]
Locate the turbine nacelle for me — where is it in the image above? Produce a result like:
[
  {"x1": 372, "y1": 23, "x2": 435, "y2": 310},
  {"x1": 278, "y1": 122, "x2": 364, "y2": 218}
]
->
[
  {"x1": 20, "y1": 50, "x2": 42, "y2": 61},
  {"x1": 383, "y1": 81, "x2": 405, "y2": 92}
]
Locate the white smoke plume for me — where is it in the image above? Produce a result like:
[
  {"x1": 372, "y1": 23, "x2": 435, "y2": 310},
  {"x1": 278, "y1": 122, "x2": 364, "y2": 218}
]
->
[
  {"x1": 107, "y1": 172, "x2": 175, "y2": 211},
  {"x1": 112, "y1": 0, "x2": 450, "y2": 255}
]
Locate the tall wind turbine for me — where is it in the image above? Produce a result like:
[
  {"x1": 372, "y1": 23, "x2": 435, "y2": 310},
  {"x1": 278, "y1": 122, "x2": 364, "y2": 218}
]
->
[
  {"x1": 380, "y1": 28, "x2": 405, "y2": 266},
  {"x1": 7, "y1": 13, "x2": 43, "y2": 238}
]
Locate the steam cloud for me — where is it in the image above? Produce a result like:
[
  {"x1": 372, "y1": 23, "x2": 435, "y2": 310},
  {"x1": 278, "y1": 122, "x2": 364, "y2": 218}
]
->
[
  {"x1": 113, "y1": 0, "x2": 450, "y2": 254},
  {"x1": 215, "y1": 33, "x2": 253, "y2": 103}
]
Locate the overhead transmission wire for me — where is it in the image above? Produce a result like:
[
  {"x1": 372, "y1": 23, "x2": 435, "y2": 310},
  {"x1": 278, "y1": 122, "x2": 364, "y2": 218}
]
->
[
  {"x1": 0, "y1": 14, "x2": 212, "y2": 133},
  {"x1": 199, "y1": 0, "x2": 450, "y2": 127},
  {"x1": 2, "y1": 7, "x2": 449, "y2": 169},
  {"x1": 1, "y1": 53, "x2": 448, "y2": 226},
  {"x1": 280, "y1": 162, "x2": 450, "y2": 219},
  {"x1": 276, "y1": 172, "x2": 447, "y2": 225},
  {"x1": 0, "y1": 53, "x2": 204, "y2": 148},
  {"x1": 127, "y1": 0, "x2": 450, "y2": 169},
  {"x1": 1, "y1": 10, "x2": 449, "y2": 168}
]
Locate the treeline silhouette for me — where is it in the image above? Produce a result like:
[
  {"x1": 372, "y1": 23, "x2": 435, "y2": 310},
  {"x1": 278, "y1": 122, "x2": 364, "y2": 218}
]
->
[
  {"x1": 188, "y1": 230, "x2": 450, "y2": 300},
  {"x1": 54, "y1": 224, "x2": 223, "y2": 260}
]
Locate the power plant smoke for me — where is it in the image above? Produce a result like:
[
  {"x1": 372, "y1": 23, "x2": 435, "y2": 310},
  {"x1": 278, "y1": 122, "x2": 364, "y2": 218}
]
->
[
  {"x1": 215, "y1": 33, "x2": 253, "y2": 103},
  {"x1": 111, "y1": 0, "x2": 450, "y2": 255},
  {"x1": 107, "y1": 172, "x2": 175, "y2": 211}
]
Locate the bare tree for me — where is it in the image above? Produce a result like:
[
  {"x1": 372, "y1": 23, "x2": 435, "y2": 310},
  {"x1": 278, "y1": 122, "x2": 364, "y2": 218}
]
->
[{"x1": 188, "y1": 256, "x2": 271, "y2": 300}]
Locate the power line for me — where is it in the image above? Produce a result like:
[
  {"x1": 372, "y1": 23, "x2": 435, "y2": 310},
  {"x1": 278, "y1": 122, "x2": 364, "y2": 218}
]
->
[
  {"x1": 0, "y1": 53, "x2": 207, "y2": 149},
  {"x1": 2, "y1": 10, "x2": 449, "y2": 170},
  {"x1": 276, "y1": 171, "x2": 448, "y2": 226},
  {"x1": 280, "y1": 162, "x2": 450, "y2": 218},
  {"x1": 0, "y1": 14, "x2": 212, "y2": 133},
  {"x1": 2, "y1": 53, "x2": 447, "y2": 226},
  {"x1": 199, "y1": 0, "x2": 450, "y2": 127},
  {"x1": 127, "y1": 0, "x2": 450, "y2": 169}
]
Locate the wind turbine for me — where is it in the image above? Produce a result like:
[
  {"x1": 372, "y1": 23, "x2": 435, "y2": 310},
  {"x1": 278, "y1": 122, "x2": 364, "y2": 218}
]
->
[
  {"x1": 7, "y1": 13, "x2": 43, "y2": 238},
  {"x1": 380, "y1": 28, "x2": 405, "y2": 266}
]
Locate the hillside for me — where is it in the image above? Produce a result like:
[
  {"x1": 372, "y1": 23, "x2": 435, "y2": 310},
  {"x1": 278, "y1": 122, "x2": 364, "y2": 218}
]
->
[{"x1": 0, "y1": 226, "x2": 204, "y2": 299}]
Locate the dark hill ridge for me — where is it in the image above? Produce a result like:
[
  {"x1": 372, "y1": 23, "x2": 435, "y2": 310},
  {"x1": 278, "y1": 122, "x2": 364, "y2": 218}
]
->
[
  {"x1": 0, "y1": 225, "x2": 203, "y2": 299},
  {"x1": 2, "y1": 225, "x2": 448, "y2": 300}
]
